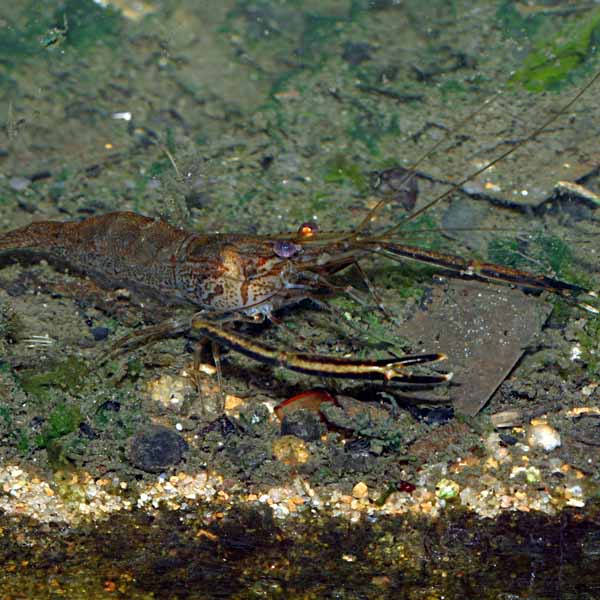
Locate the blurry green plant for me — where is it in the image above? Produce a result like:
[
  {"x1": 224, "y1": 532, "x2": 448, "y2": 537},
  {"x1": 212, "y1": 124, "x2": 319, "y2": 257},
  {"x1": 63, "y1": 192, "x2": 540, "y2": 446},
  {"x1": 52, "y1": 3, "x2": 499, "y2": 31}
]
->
[
  {"x1": 20, "y1": 357, "x2": 89, "y2": 400},
  {"x1": 509, "y1": 7, "x2": 600, "y2": 91},
  {"x1": 487, "y1": 233, "x2": 579, "y2": 281},
  {"x1": 35, "y1": 402, "x2": 82, "y2": 450}
]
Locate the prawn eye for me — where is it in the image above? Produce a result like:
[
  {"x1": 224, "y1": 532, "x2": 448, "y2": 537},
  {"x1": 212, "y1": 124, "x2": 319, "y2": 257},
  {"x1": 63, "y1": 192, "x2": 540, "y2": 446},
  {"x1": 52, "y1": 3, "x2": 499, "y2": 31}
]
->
[
  {"x1": 273, "y1": 240, "x2": 301, "y2": 258},
  {"x1": 298, "y1": 221, "x2": 318, "y2": 237}
]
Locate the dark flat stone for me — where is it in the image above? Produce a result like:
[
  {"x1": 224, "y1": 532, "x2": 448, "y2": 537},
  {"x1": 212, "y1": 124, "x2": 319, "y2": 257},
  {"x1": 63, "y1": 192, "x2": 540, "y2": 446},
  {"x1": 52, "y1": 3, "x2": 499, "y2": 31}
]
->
[
  {"x1": 401, "y1": 279, "x2": 551, "y2": 416},
  {"x1": 128, "y1": 426, "x2": 188, "y2": 473}
]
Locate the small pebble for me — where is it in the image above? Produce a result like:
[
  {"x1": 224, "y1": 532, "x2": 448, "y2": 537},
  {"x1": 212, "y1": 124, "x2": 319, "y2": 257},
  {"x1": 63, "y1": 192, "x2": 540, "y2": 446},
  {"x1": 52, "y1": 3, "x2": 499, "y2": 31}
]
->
[
  {"x1": 352, "y1": 481, "x2": 368, "y2": 499},
  {"x1": 147, "y1": 374, "x2": 194, "y2": 411},
  {"x1": 91, "y1": 326, "x2": 110, "y2": 342},
  {"x1": 272, "y1": 436, "x2": 309, "y2": 466},
  {"x1": 436, "y1": 478, "x2": 460, "y2": 500},
  {"x1": 128, "y1": 426, "x2": 188, "y2": 473},
  {"x1": 499, "y1": 433, "x2": 518, "y2": 446},
  {"x1": 79, "y1": 422, "x2": 98, "y2": 440},
  {"x1": 415, "y1": 406, "x2": 454, "y2": 425},
  {"x1": 491, "y1": 409, "x2": 523, "y2": 428},
  {"x1": 98, "y1": 400, "x2": 120, "y2": 412},
  {"x1": 527, "y1": 423, "x2": 561, "y2": 452},
  {"x1": 280, "y1": 410, "x2": 324, "y2": 441},
  {"x1": 200, "y1": 415, "x2": 237, "y2": 437},
  {"x1": 9, "y1": 176, "x2": 31, "y2": 191}
]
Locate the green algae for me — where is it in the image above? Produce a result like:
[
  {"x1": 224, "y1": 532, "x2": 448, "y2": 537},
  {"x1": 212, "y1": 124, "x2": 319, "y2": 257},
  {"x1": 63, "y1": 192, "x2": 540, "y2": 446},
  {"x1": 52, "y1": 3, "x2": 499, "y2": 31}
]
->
[
  {"x1": 393, "y1": 212, "x2": 444, "y2": 252},
  {"x1": 509, "y1": 8, "x2": 600, "y2": 91},
  {"x1": 0, "y1": 404, "x2": 30, "y2": 454},
  {"x1": 439, "y1": 78, "x2": 467, "y2": 99},
  {"x1": 577, "y1": 317, "x2": 600, "y2": 378},
  {"x1": 300, "y1": 12, "x2": 344, "y2": 64},
  {"x1": 348, "y1": 111, "x2": 401, "y2": 156},
  {"x1": 0, "y1": 0, "x2": 122, "y2": 71},
  {"x1": 323, "y1": 155, "x2": 369, "y2": 193},
  {"x1": 487, "y1": 232, "x2": 579, "y2": 280},
  {"x1": 35, "y1": 402, "x2": 82, "y2": 450},
  {"x1": 496, "y1": 0, "x2": 544, "y2": 41},
  {"x1": 53, "y1": 0, "x2": 122, "y2": 53},
  {"x1": 0, "y1": 5, "x2": 55, "y2": 69},
  {"x1": 536, "y1": 234, "x2": 578, "y2": 279},
  {"x1": 19, "y1": 357, "x2": 90, "y2": 400}
]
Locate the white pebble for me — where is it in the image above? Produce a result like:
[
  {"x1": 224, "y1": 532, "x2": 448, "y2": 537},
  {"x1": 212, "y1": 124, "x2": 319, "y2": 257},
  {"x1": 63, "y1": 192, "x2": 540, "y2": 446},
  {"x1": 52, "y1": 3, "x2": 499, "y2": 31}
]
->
[
  {"x1": 527, "y1": 424, "x2": 561, "y2": 452},
  {"x1": 9, "y1": 176, "x2": 31, "y2": 191}
]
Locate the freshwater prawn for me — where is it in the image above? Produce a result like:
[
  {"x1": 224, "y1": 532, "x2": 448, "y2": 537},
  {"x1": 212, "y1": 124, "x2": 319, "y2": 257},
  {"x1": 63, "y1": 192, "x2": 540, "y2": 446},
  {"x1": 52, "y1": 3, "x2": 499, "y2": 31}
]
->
[{"x1": 0, "y1": 71, "x2": 598, "y2": 390}]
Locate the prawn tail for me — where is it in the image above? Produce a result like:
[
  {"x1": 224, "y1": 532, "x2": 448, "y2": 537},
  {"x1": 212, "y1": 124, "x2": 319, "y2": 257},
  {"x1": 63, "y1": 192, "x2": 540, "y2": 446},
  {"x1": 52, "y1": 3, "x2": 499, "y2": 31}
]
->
[{"x1": 0, "y1": 221, "x2": 66, "y2": 256}]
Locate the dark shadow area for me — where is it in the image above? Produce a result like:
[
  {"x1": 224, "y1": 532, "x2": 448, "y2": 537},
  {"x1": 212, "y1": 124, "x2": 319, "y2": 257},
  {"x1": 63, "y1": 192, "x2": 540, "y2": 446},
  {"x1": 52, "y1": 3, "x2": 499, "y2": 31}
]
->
[{"x1": 1, "y1": 503, "x2": 600, "y2": 598}]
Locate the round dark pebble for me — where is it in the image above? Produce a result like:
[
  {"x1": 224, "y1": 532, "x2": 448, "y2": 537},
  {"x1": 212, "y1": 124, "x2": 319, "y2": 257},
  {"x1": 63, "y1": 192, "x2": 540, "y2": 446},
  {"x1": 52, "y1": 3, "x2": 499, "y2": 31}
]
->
[
  {"x1": 128, "y1": 426, "x2": 188, "y2": 473},
  {"x1": 79, "y1": 422, "x2": 98, "y2": 440},
  {"x1": 260, "y1": 155, "x2": 274, "y2": 170},
  {"x1": 341, "y1": 42, "x2": 373, "y2": 66},
  {"x1": 98, "y1": 400, "x2": 121, "y2": 412},
  {"x1": 280, "y1": 410, "x2": 324, "y2": 442},
  {"x1": 499, "y1": 433, "x2": 518, "y2": 446},
  {"x1": 91, "y1": 326, "x2": 110, "y2": 342}
]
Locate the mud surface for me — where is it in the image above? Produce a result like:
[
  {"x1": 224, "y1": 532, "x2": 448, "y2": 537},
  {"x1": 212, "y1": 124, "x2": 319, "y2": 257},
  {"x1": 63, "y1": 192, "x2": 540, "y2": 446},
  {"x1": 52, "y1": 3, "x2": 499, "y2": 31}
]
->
[{"x1": 1, "y1": 0, "x2": 600, "y2": 597}]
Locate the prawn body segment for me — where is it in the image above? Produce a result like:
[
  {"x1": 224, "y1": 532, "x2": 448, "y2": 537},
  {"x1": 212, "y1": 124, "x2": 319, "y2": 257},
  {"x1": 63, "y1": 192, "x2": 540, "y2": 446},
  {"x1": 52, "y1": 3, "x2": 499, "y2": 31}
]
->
[
  {"x1": 0, "y1": 211, "x2": 455, "y2": 383},
  {"x1": 0, "y1": 212, "x2": 596, "y2": 321},
  {"x1": 0, "y1": 212, "x2": 293, "y2": 314},
  {"x1": 176, "y1": 234, "x2": 295, "y2": 314},
  {"x1": 0, "y1": 212, "x2": 190, "y2": 302},
  {"x1": 0, "y1": 213, "x2": 361, "y2": 316}
]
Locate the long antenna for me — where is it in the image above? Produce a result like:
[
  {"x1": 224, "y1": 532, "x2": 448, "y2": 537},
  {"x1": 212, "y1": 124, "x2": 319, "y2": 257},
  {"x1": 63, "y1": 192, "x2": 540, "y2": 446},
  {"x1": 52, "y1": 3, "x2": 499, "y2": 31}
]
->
[
  {"x1": 350, "y1": 91, "x2": 502, "y2": 236},
  {"x1": 374, "y1": 68, "x2": 600, "y2": 240}
]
